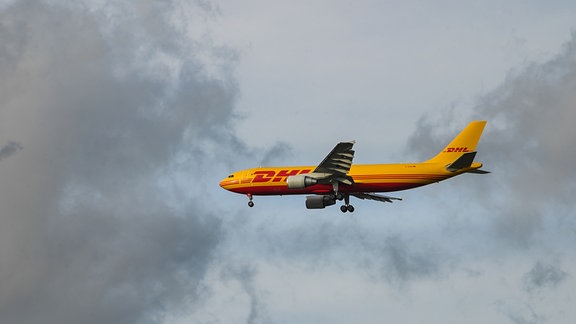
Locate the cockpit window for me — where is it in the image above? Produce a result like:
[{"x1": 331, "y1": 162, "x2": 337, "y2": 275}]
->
[{"x1": 228, "y1": 174, "x2": 234, "y2": 178}]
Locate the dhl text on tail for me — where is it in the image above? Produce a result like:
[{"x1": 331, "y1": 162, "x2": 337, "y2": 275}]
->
[{"x1": 220, "y1": 121, "x2": 488, "y2": 212}]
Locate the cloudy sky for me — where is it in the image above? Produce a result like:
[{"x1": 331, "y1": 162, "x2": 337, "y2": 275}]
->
[{"x1": 0, "y1": 0, "x2": 575, "y2": 323}]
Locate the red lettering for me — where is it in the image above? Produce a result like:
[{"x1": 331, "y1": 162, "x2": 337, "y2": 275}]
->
[
  {"x1": 444, "y1": 147, "x2": 470, "y2": 153},
  {"x1": 252, "y1": 170, "x2": 276, "y2": 183},
  {"x1": 252, "y1": 169, "x2": 313, "y2": 183},
  {"x1": 272, "y1": 169, "x2": 300, "y2": 182}
]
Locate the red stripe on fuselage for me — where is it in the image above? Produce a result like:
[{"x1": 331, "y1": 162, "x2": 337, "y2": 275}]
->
[{"x1": 226, "y1": 181, "x2": 433, "y2": 196}]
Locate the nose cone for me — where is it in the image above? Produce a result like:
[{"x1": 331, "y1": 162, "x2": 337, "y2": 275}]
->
[
  {"x1": 219, "y1": 178, "x2": 229, "y2": 189},
  {"x1": 220, "y1": 174, "x2": 240, "y2": 191}
]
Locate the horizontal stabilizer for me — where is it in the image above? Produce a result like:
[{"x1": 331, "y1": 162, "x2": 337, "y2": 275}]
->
[
  {"x1": 468, "y1": 169, "x2": 491, "y2": 174},
  {"x1": 446, "y1": 152, "x2": 477, "y2": 172}
]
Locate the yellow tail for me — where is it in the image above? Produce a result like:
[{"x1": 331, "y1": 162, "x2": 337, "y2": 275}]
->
[{"x1": 426, "y1": 120, "x2": 487, "y2": 164}]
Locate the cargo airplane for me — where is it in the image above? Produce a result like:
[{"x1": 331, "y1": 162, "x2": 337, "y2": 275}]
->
[{"x1": 220, "y1": 121, "x2": 488, "y2": 212}]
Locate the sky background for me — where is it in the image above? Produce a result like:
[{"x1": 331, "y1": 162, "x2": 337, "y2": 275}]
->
[{"x1": 0, "y1": 0, "x2": 575, "y2": 323}]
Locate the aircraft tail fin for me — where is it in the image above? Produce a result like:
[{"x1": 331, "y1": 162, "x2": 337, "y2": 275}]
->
[{"x1": 425, "y1": 120, "x2": 487, "y2": 164}]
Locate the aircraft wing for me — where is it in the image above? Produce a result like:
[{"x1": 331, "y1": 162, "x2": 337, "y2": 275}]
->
[
  {"x1": 351, "y1": 192, "x2": 402, "y2": 203},
  {"x1": 313, "y1": 141, "x2": 355, "y2": 185}
]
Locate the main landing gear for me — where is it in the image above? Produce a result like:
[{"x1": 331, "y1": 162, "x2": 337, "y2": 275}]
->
[
  {"x1": 340, "y1": 204, "x2": 354, "y2": 213},
  {"x1": 247, "y1": 193, "x2": 254, "y2": 207},
  {"x1": 332, "y1": 181, "x2": 354, "y2": 213},
  {"x1": 339, "y1": 194, "x2": 354, "y2": 213}
]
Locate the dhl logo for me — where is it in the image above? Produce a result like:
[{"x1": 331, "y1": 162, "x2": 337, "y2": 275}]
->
[
  {"x1": 443, "y1": 147, "x2": 471, "y2": 153},
  {"x1": 252, "y1": 169, "x2": 312, "y2": 183}
]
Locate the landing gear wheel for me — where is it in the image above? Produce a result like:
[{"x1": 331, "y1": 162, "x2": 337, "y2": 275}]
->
[
  {"x1": 336, "y1": 193, "x2": 344, "y2": 201},
  {"x1": 340, "y1": 205, "x2": 348, "y2": 213},
  {"x1": 347, "y1": 205, "x2": 355, "y2": 213},
  {"x1": 248, "y1": 201, "x2": 254, "y2": 207}
]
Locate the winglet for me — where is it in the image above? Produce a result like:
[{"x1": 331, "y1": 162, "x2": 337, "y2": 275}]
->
[{"x1": 426, "y1": 121, "x2": 487, "y2": 164}]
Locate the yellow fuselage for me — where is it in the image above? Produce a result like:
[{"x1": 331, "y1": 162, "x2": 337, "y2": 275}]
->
[{"x1": 219, "y1": 162, "x2": 482, "y2": 196}]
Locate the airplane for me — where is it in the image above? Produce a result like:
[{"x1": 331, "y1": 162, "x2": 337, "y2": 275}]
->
[{"x1": 220, "y1": 120, "x2": 488, "y2": 212}]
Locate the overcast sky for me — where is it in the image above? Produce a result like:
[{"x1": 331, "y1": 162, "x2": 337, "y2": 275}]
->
[{"x1": 0, "y1": 1, "x2": 575, "y2": 323}]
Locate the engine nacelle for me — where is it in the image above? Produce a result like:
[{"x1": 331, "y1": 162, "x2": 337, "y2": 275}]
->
[
  {"x1": 305, "y1": 195, "x2": 336, "y2": 209},
  {"x1": 286, "y1": 174, "x2": 318, "y2": 189}
]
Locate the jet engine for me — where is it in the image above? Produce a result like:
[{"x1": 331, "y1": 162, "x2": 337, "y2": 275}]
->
[
  {"x1": 305, "y1": 195, "x2": 336, "y2": 209},
  {"x1": 286, "y1": 174, "x2": 318, "y2": 189}
]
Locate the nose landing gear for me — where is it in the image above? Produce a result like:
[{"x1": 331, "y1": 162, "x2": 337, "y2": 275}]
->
[{"x1": 247, "y1": 194, "x2": 254, "y2": 207}]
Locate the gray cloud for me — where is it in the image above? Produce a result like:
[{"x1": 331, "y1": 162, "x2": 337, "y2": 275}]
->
[
  {"x1": 3, "y1": 1, "x2": 575, "y2": 323},
  {"x1": 496, "y1": 301, "x2": 544, "y2": 324},
  {"x1": 377, "y1": 236, "x2": 440, "y2": 283},
  {"x1": 239, "y1": 217, "x2": 443, "y2": 288},
  {"x1": 0, "y1": 141, "x2": 22, "y2": 160},
  {"x1": 523, "y1": 261, "x2": 568, "y2": 293},
  {"x1": 258, "y1": 141, "x2": 292, "y2": 166},
  {"x1": 407, "y1": 33, "x2": 576, "y2": 246},
  {"x1": 221, "y1": 263, "x2": 270, "y2": 324},
  {"x1": 0, "y1": 1, "x2": 240, "y2": 323},
  {"x1": 213, "y1": 29, "x2": 576, "y2": 324},
  {"x1": 403, "y1": 31, "x2": 576, "y2": 324}
]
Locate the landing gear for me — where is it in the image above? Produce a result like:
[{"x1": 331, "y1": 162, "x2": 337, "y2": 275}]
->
[
  {"x1": 332, "y1": 181, "x2": 354, "y2": 213},
  {"x1": 247, "y1": 194, "x2": 254, "y2": 207},
  {"x1": 330, "y1": 193, "x2": 344, "y2": 201},
  {"x1": 331, "y1": 182, "x2": 344, "y2": 201},
  {"x1": 339, "y1": 194, "x2": 354, "y2": 213},
  {"x1": 340, "y1": 204, "x2": 355, "y2": 213}
]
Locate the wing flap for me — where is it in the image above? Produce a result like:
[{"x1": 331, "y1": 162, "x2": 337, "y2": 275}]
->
[
  {"x1": 334, "y1": 177, "x2": 354, "y2": 186},
  {"x1": 331, "y1": 161, "x2": 352, "y2": 169},
  {"x1": 352, "y1": 193, "x2": 402, "y2": 203}
]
